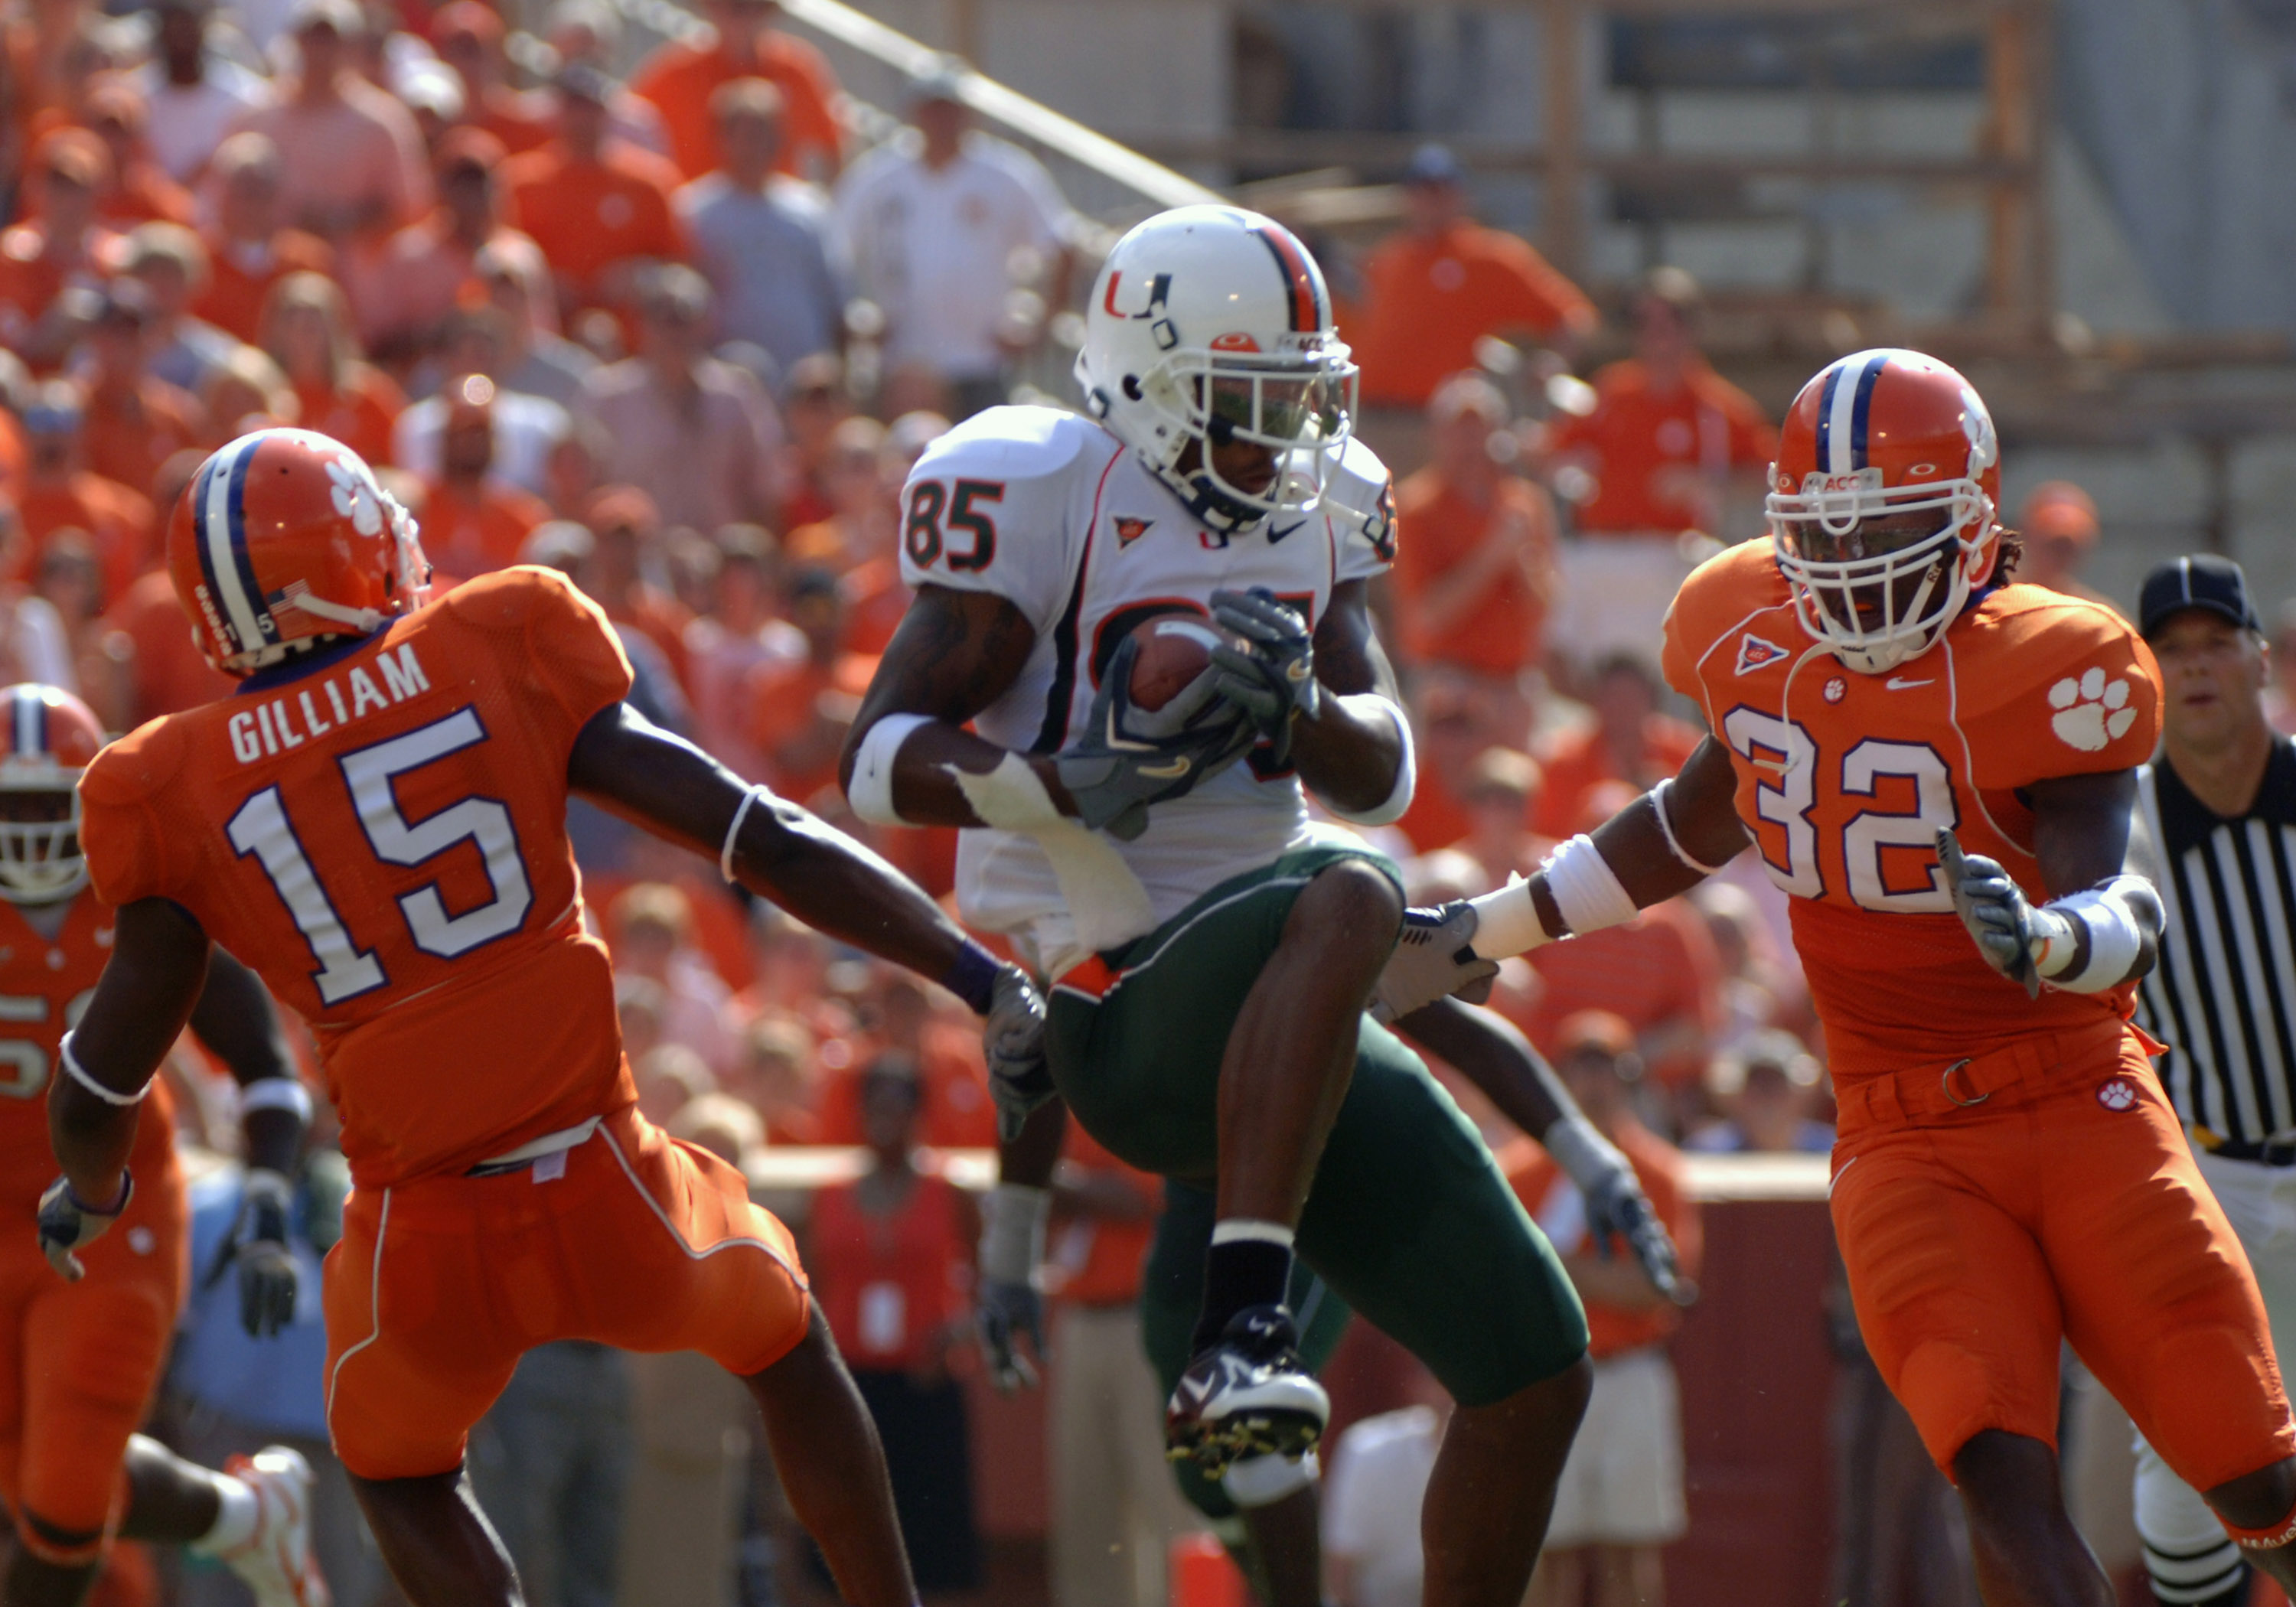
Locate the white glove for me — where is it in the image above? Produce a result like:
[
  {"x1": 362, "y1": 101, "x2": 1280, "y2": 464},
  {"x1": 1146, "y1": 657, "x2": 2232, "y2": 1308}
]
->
[{"x1": 1369, "y1": 901, "x2": 1499, "y2": 1025}]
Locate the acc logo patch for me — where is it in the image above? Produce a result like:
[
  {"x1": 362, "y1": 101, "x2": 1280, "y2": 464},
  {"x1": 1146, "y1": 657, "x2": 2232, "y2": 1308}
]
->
[
  {"x1": 1736, "y1": 634, "x2": 1790, "y2": 675},
  {"x1": 2048, "y1": 667, "x2": 2138, "y2": 753},
  {"x1": 2095, "y1": 1077, "x2": 2139, "y2": 1113},
  {"x1": 1115, "y1": 517, "x2": 1152, "y2": 547}
]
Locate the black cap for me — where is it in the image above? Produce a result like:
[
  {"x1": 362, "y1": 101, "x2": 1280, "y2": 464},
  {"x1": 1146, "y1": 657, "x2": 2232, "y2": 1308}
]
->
[{"x1": 2138, "y1": 554, "x2": 2263, "y2": 639}]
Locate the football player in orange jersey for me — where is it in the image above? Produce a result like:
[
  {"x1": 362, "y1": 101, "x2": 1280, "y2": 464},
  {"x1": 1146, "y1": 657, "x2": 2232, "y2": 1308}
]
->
[
  {"x1": 1375, "y1": 349, "x2": 2296, "y2": 1604},
  {"x1": 38, "y1": 429, "x2": 1051, "y2": 1607},
  {"x1": 0, "y1": 684, "x2": 329, "y2": 1607}
]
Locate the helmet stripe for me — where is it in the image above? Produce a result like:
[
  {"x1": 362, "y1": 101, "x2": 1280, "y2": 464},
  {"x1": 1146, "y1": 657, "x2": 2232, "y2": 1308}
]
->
[
  {"x1": 195, "y1": 436, "x2": 269, "y2": 657},
  {"x1": 1251, "y1": 225, "x2": 1322, "y2": 334},
  {"x1": 1848, "y1": 354, "x2": 1886, "y2": 471},
  {"x1": 11, "y1": 689, "x2": 34, "y2": 759},
  {"x1": 30, "y1": 690, "x2": 44, "y2": 758}
]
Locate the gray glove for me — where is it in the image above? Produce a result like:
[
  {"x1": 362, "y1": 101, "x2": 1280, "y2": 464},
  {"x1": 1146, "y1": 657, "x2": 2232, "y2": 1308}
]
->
[
  {"x1": 1208, "y1": 588, "x2": 1319, "y2": 764},
  {"x1": 1936, "y1": 828, "x2": 2040, "y2": 998},
  {"x1": 37, "y1": 1171, "x2": 130, "y2": 1282},
  {"x1": 1546, "y1": 1116, "x2": 1694, "y2": 1307},
  {"x1": 983, "y1": 965, "x2": 1055, "y2": 1145},
  {"x1": 1055, "y1": 635, "x2": 1255, "y2": 840},
  {"x1": 226, "y1": 1169, "x2": 300, "y2": 1338},
  {"x1": 1370, "y1": 901, "x2": 1499, "y2": 1024},
  {"x1": 977, "y1": 1184, "x2": 1050, "y2": 1390}
]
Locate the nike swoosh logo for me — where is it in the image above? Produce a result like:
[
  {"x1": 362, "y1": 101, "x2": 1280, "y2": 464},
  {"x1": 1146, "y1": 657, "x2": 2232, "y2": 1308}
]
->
[
  {"x1": 1886, "y1": 676, "x2": 1932, "y2": 689},
  {"x1": 1268, "y1": 521, "x2": 1306, "y2": 543}
]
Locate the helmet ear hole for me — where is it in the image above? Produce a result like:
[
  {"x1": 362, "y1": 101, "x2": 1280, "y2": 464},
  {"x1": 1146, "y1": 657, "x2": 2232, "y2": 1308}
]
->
[{"x1": 1121, "y1": 375, "x2": 1143, "y2": 402}]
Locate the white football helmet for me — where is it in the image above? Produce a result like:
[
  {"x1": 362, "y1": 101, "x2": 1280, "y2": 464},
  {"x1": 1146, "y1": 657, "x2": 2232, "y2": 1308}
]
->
[{"x1": 1076, "y1": 206, "x2": 1357, "y2": 534}]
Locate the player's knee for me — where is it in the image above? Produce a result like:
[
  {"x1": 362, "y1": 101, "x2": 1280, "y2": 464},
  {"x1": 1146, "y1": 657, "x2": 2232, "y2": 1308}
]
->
[{"x1": 1291, "y1": 860, "x2": 1402, "y2": 951}]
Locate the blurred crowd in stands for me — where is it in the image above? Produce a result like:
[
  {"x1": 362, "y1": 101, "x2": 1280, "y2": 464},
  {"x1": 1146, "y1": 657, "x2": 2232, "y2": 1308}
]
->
[{"x1": 15, "y1": 0, "x2": 2296, "y2": 1601}]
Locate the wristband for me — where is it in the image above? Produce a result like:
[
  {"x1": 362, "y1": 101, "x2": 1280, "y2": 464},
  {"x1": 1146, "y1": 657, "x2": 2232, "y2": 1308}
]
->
[
  {"x1": 1543, "y1": 834, "x2": 1640, "y2": 936},
  {"x1": 979, "y1": 1183, "x2": 1050, "y2": 1284},
  {"x1": 944, "y1": 943, "x2": 1001, "y2": 1016},
  {"x1": 848, "y1": 713, "x2": 934, "y2": 826},
  {"x1": 243, "y1": 1167, "x2": 294, "y2": 1214},
  {"x1": 240, "y1": 1077, "x2": 313, "y2": 1123},
  {"x1": 1652, "y1": 780, "x2": 1727, "y2": 877},
  {"x1": 1466, "y1": 874, "x2": 1549, "y2": 960},
  {"x1": 1320, "y1": 695, "x2": 1416, "y2": 828},
  {"x1": 68, "y1": 1168, "x2": 132, "y2": 1217},
  {"x1": 59, "y1": 1032, "x2": 148, "y2": 1108},
  {"x1": 719, "y1": 784, "x2": 772, "y2": 885}
]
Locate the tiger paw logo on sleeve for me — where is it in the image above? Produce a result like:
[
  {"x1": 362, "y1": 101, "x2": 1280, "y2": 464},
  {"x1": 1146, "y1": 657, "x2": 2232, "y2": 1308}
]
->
[{"x1": 2048, "y1": 667, "x2": 2138, "y2": 752}]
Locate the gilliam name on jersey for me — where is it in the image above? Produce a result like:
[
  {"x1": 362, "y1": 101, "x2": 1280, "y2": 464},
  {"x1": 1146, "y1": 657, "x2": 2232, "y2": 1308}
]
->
[{"x1": 225, "y1": 642, "x2": 431, "y2": 766}]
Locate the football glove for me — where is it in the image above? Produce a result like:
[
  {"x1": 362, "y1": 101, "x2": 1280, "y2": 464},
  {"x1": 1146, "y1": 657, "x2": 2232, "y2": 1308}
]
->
[
  {"x1": 1208, "y1": 588, "x2": 1319, "y2": 764},
  {"x1": 976, "y1": 1184, "x2": 1050, "y2": 1391},
  {"x1": 225, "y1": 1169, "x2": 300, "y2": 1339},
  {"x1": 983, "y1": 964, "x2": 1055, "y2": 1145},
  {"x1": 1936, "y1": 828, "x2": 2042, "y2": 998},
  {"x1": 1545, "y1": 1116, "x2": 1695, "y2": 1307},
  {"x1": 37, "y1": 1170, "x2": 131, "y2": 1282},
  {"x1": 1055, "y1": 636, "x2": 1255, "y2": 840},
  {"x1": 1369, "y1": 901, "x2": 1500, "y2": 1024}
]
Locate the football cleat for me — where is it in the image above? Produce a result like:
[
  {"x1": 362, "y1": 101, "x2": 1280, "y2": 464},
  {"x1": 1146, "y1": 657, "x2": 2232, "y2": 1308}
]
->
[
  {"x1": 218, "y1": 1446, "x2": 331, "y2": 1607},
  {"x1": 1165, "y1": 1305, "x2": 1329, "y2": 1476}
]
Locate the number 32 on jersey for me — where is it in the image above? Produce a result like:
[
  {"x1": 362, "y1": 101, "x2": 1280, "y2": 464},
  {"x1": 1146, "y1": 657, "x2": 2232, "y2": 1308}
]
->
[{"x1": 1720, "y1": 708, "x2": 1959, "y2": 912}]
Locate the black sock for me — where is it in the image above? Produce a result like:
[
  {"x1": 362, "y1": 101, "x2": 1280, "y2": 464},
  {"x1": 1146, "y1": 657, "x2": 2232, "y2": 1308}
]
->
[{"x1": 1194, "y1": 1237, "x2": 1293, "y2": 1352}]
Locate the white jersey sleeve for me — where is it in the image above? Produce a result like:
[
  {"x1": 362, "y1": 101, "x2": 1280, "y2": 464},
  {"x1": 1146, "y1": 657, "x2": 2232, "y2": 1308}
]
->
[
  {"x1": 1322, "y1": 434, "x2": 1400, "y2": 586},
  {"x1": 897, "y1": 406, "x2": 1105, "y2": 637}
]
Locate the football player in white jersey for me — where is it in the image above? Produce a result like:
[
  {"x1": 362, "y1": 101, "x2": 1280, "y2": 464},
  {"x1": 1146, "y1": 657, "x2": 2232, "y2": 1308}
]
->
[{"x1": 843, "y1": 206, "x2": 1606, "y2": 1606}]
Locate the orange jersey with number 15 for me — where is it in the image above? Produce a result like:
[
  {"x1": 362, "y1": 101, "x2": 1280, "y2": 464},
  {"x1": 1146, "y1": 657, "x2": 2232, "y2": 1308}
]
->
[
  {"x1": 1660, "y1": 539, "x2": 2162, "y2": 1080},
  {"x1": 79, "y1": 566, "x2": 637, "y2": 1189}
]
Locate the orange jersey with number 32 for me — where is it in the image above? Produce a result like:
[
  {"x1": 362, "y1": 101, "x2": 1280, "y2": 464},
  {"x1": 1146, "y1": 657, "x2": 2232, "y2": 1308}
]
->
[
  {"x1": 1660, "y1": 540, "x2": 2163, "y2": 1078},
  {"x1": 78, "y1": 567, "x2": 637, "y2": 1188}
]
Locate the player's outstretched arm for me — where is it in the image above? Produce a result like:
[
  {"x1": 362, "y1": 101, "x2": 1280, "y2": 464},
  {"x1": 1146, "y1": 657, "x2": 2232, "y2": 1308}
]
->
[
  {"x1": 187, "y1": 948, "x2": 308, "y2": 1338},
  {"x1": 42, "y1": 897, "x2": 211, "y2": 1277},
  {"x1": 1371, "y1": 736, "x2": 1750, "y2": 1022}
]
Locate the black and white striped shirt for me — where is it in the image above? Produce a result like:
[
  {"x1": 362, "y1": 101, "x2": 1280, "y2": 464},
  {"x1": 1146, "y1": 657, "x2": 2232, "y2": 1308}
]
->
[{"x1": 2132, "y1": 737, "x2": 2296, "y2": 1147}]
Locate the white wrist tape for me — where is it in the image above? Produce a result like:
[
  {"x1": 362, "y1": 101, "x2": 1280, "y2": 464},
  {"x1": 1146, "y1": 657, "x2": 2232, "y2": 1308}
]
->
[
  {"x1": 59, "y1": 1032, "x2": 147, "y2": 1107},
  {"x1": 719, "y1": 784, "x2": 771, "y2": 884},
  {"x1": 1652, "y1": 779, "x2": 1726, "y2": 876},
  {"x1": 846, "y1": 712, "x2": 935, "y2": 826},
  {"x1": 2031, "y1": 875, "x2": 2160, "y2": 993},
  {"x1": 243, "y1": 1166, "x2": 294, "y2": 1212},
  {"x1": 1543, "y1": 834, "x2": 1641, "y2": 937},
  {"x1": 1466, "y1": 874, "x2": 1548, "y2": 960},
  {"x1": 947, "y1": 751, "x2": 1062, "y2": 833},
  {"x1": 1321, "y1": 695, "x2": 1416, "y2": 828},
  {"x1": 1543, "y1": 1114, "x2": 1626, "y2": 1196},
  {"x1": 979, "y1": 1183, "x2": 1051, "y2": 1284},
  {"x1": 949, "y1": 751, "x2": 1157, "y2": 959},
  {"x1": 1223, "y1": 1449, "x2": 1320, "y2": 1508},
  {"x1": 240, "y1": 1077, "x2": 312, "y2": 1123}
]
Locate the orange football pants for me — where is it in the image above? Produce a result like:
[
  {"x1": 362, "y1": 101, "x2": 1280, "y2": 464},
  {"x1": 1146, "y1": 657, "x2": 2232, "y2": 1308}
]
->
[
  {"x1": 1831, "y1": 1019, "x2": 2295, "y2": 1491},
  {"x1": 323, "y1": 1104, "x2": 810, "y2": 1482},
  {"x1": 0, "y1": 1169, "x2": 185, "y2": 1560}
]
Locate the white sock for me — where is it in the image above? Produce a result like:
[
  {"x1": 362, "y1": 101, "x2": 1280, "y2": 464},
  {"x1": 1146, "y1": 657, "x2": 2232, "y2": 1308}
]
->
[
  {"x1": 1209, "y1": 1218, "x2": 1295, "y2": 1249},
  {"x1": 190, "y1": 1473, "x2": 259, "y2": 1556}
]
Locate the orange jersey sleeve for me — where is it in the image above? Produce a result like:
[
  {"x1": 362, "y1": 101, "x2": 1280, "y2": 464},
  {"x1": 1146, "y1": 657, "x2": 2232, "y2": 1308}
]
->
[{"x1": 80, "y1": 566, "x2": 638, "y2": 1186}]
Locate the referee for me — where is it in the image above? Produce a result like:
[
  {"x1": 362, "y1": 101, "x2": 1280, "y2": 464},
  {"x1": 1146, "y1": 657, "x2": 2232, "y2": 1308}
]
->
[{"x1": 2125, "y1": 555, "x2": 2296, "y2": 1607}]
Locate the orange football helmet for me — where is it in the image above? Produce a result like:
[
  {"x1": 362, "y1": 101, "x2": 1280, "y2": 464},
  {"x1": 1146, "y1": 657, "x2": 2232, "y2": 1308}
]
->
[
  {"x1": 168, "y1": 429, "x2": 431, "y2": 676},
  {"x1": 0, "y1": 684, "x2": 105, "y2": 901},
  {"x1": 1766, "y1": 347, "x2": 2002, "y2": 675}
]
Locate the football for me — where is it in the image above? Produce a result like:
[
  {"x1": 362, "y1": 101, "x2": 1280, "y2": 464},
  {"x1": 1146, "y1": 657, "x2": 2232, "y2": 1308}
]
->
[{"x1": 1127, "y1": 614, "x2": 1231, "y2": 712}]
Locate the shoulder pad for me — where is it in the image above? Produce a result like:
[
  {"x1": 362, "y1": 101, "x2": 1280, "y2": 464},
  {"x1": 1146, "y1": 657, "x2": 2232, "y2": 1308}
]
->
[
  {"x1": 81, "y1": 714, "x2": 193, "y2": 808},
  {"x1": 1322, "y1": 435, "x2": 1392, "y2": 520},
  {"x1": 437, "y1": 564, "x2": 585, "y2": 632},
  {"x1": 909, "y1": 406, "x2": 1102, "y2": 484},
  {"x1": 1956, "y1": 585, "x2": 2149, "y2": 707}
]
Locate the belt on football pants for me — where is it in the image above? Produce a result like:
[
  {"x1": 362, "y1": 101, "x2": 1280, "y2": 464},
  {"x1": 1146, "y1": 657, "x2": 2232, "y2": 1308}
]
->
[
  {"x1": 2200, "y1": 1137, "x2": 2296, "y2": 1167},
  {"x1": 465, "y1": 1116, "x2": 602, "y2": 1178},
  {"x1": 1834, "y1": 1019, "x2": 2135, "y2": 1127}
]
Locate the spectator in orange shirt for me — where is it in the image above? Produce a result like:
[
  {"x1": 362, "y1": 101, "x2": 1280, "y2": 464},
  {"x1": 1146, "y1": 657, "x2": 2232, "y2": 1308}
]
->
[
  {"x1": 103, "y1": 446, "x2": 233, "y2": 725},
  {"x1": 1531, "y1": 654, "x2": 1701, "y2": 841},
  {"x1": 776, "y1": 350, "x2": 853, "y2": 529},
  {"x1": 2015, "y1": 479, "x2": 2115, "y2": 608},
  {"x1": 15, "y1": 380, "x2": 155, "y2": 601},
  {"x1": 257, "y1": 269, "x2": 404, "y2": 464},
  {"x1": 193, "y1": 132, "x2": 335, "y2": 343},
  {"x1": 580, "y1": 484, "x2": 694, "y2": 692},
  {"x1": 120, "y1": 221, "x2": 239, "y2": 399},
  {"x1": 1414, "y1": 745, "x2": 1552, "y2": 898},
  {"x1": 0, "y1": 127, "x2": 119, "y2": 370},
  {"x1": 1392, "y1": 371, "x2": 1557, "y2": 727},
  {"x1": 747, "y1": 563, "x2": 863, "y2": 806},
  {"x1": 542, "y1": 0, "x2": 673, "y2": 161},
  {"x1": 359, "y1": 127, "x2": 532, "y2": 358},
  {"x1": 31, "y1": 530, "x2": 131, "y2": 726},
  {"x1": 684, "y1": 525, "x2": 801, "y2": 783},
  {"x1": 1505, "y1": 1012, "x2": 1699, "y2": 1607},
  {"x1": 416, "y1": 373, "x2": 551, "y2": 582},
  {"x1": 1353, "y1": 145, "x2": 1596, "y2": 414},
  {"x1": 83, "y1": 80, "x2": 194, "y2": 229},
  {"x1": 504, "y1": 64, "x2": 687, "y2": 322},
  {"x1": 77, "y1": 279, "x2": 208, "y2": 500},
  {"x1": 431, "y1": 1, "x2": 554, "y2": 157},
  {"x1": 818, "y1": 970, "x2": 997, "y2": 1150},
  {"x1": 786, "y1": 415, "x2": 908, "y2": 648},
  {"x1": 628, "y1": 0, "x2": 842, "y2": 182},
  {"x1": 228, "y1": 0, "x2": 429, "y2": 248}
]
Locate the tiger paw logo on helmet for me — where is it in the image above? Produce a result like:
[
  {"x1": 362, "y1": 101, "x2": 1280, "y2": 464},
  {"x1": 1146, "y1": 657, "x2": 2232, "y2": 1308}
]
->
[
  {"x1": 325, "y1": 455, "x2": 385, "y2": 537},
  {"x1": 2048, "y1": 667, "x2": 2137, "y2": 753}
]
